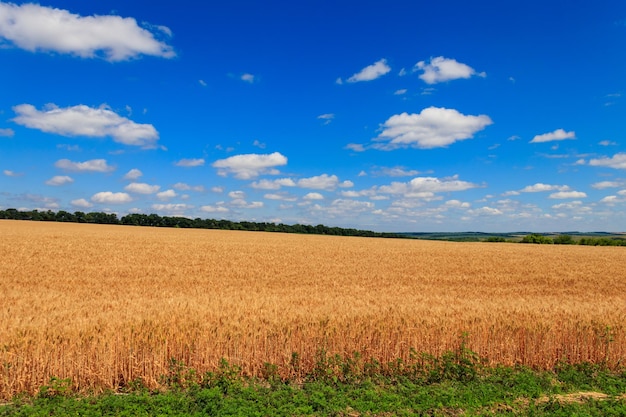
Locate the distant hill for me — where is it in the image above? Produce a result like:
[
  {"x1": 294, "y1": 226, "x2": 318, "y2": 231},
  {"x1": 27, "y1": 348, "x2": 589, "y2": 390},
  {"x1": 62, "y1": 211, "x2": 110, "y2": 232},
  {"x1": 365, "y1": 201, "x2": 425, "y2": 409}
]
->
[{"x1": 399, "y1": 231, "x2": 626, "y2": 242}]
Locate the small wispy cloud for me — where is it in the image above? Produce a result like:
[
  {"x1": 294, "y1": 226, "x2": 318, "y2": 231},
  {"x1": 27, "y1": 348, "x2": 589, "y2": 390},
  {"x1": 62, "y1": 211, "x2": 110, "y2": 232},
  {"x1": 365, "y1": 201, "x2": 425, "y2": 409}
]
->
[
  {"x1": 530, "y1": 129, "x2": 576, "y2": 143},
  {"x1": 414, "y1": 57, "x2": 485, "y2": 84},
  {"x1": 175, "y1": 158, "x2": 205, "y2": 167},
  {"x1": 343, "y1": 59, "x2": 391, "y2": 83},
  {"x1": 317, "y1": 113, "x2": 335, "y2": 125}
]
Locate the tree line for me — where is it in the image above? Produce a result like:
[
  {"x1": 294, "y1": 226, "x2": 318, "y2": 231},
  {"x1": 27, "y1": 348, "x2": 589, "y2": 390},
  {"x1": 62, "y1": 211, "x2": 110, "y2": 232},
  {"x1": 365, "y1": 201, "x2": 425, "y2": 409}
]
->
[
  {"x1": 0, "y1": 208, "x2": 404, "y2": 239},
  {"x1": 502, "y1": 233, "x2": 626, "y2": 246}
]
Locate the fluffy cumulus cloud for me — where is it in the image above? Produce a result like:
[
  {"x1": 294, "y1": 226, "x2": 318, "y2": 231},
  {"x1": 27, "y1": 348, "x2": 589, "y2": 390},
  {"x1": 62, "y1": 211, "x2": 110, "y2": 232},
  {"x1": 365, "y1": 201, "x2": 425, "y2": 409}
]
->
[
  {"x1": 415, "y1": 56, "x2": 485, "y2": 84},
  {"x1": 303, "y1": 192, "x2": 324, "y2": 200},
  {"x1": 519, "y1": 183, "x2": 570, "y2": 193},
  {"x1": 124, "y1": 182, "x2": 160, "y2": 194},
  {"x1": 530, "y1": 129, "x2": 576, "y2": 143},
  {"x1": 45, "y1": 175, "x2": 73, "y2": 186},
  {"x1": 91, "y1": 191, "x2": 132, "y2": 204},
  {"x1": 549, "y1": 191, "x2": 587, "y2": 199},
  {"x1": 378, "y1": 176, "x2": 478, "y2": 198},
  {"x1": 156, "y1": 189, "x2": 177, "y2": 200},
  {"x1": 346, "y1": 59, "x2": 391, "y2": 83},
  {"x1": 175, "y1": 158, "x2": 205, "y2": 167},
  {"x1": 469, "y1": 206, "x2": 503, "y2": 216},
  {"x1": 588, "y1": 153, "x2": 626, "y2": 169},
  {"x1": 250, "y1": 178, "x2": 296, "y2": 190},
  {"x1": 297, "y1": 174, "x2": 353, "y2": 190},
  {"x1": 0, "y1": 2, "x2": 175, "y2": 61},
  {"x1": 373, "y1": 107, "x2": 493, "y2": 150},
  {"x1": 173, "y1": 182, "x2": 205, "y2": 192},
  {"x1": 592, "y1": 181, "x2": 621, "y2": 189},
  {"x1": 212, "y1": 152, "x2": 287, "y2": 179},
  {"x1": 70, "y1": 198, "x2": 93, "y2": 208},
  {"x1": 201, "y1": 204, "x2": 229, "y2": 213},
  {"x1": 123, "y1": 169, "x2": 142, "y2": 180},
  {"x1": 55, "y1": 158, "x2": 114, "y2": 172},
  {"x1": 13, "y1": 104, "x2": 159, "y2": 147},
  {"x1": 151, "y1": 203, "x2": 191, "y2": 213}
]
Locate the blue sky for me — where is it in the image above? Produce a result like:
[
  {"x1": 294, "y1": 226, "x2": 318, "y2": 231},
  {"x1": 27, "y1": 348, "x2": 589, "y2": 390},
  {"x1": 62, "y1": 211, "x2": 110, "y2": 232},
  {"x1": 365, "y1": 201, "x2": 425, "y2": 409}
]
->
[{"x1": 1, "y1": 0, "x2": 626, "y2": 232}]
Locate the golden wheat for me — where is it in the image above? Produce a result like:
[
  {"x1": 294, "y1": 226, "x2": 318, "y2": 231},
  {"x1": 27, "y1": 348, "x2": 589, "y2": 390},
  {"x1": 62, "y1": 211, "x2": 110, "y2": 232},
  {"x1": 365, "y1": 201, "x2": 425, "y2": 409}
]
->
[{"x1": 1, "y1": 220, "x2": 625, "y2": 398}]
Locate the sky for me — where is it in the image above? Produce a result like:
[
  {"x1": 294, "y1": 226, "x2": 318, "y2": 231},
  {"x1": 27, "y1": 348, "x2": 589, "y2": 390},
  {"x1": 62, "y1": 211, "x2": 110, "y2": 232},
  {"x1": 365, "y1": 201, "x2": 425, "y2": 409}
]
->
[{"x1": 1, "y1": 0, "x2": 626, "y2": 232}]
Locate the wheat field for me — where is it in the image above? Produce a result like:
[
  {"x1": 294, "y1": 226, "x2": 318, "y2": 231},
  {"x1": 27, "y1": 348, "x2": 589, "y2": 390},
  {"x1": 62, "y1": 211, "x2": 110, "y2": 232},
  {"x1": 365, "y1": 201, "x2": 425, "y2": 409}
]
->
[{"x1": 1, "y1": 220, "x2": 625, "y2": 398}]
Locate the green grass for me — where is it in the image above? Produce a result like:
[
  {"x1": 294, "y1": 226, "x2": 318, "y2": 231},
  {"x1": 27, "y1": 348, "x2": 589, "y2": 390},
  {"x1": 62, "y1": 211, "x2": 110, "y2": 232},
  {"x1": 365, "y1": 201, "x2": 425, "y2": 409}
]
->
[{"x1": 2, "y1": 351, "x2": 625, "y2": 416}]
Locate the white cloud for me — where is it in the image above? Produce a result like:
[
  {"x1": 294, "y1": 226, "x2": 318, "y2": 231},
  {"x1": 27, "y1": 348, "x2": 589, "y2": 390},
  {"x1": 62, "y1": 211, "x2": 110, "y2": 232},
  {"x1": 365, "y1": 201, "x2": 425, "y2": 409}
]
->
[
  {"x1": 55, "y1": 158, "x2": 114, "y2": 173},
  {"x1": 373, "y1": 107, "x2": 492, "y2": 150},
  {"x1": 91, "y1": 191, "x2": 132, "y2": 204},
  {"x1": 519, "y1": 183, "x2": 570, "y2": 193},
  {"x1": 0, "y1": 128, "x2": 14, "y2": 137},
  {"x1": 199, "y1": 80, "x2": 207, "y2": 87},
  {"x1": 297, "y1": 174, "x2": 351, "y2": 190},
  {"x1": 588, "y1": 153, "x2": 626, "y2": 169},
  {"x1": 599, "y1": 195, "x2": 622, "y2": 204},
  {"x1": 13, "y1": 104, "x2": 159, "y2": 147},
  {"x1": 346, "y1": 59, "x2": 391, "y2": 83},
  {"x1": 549, "y1": 191, "x2": 587, "y2": 199},
  {"x1": 317, "y1": 113, "x2": 335, "y2": 124},
  {"x1": 0, "y1": 2, "x2": 175, "y2": 61},
  {"x1": 591, "y1": 181, "x2": 621, "y2": 189},
  {"x1": 3, "y1": 169, "x2": 20, "y2": 177},
  {"x1": 252, "y1": 139, "x2": 266, "y2": 149},
  {"x1": 241, "y1": 73, "x2": 255, "y2": 83},
  {"x1": 250, "y1": 178, "x2": 296, "y2": 190},
  {"x1": 444, "y1": 199, "x2": 471, "y2": 209},
  {"x1": 201, "y1": 205, "x2": 229, "y2": 213},
  {"x1": 378, "y1": 176, "x2": 478, "y2": 197},
  {"x1": 173, "y1": 182, "x2": 205, "y2": 192},
  {"x1": 123, "y1": 168, "x2": 142, "y2": 180},
  {"x1": 228, "y1": 190, "x2": 246, "y2": 199},
  {"x1": 599, "y1": 140, "x2": 617, "y2": 146},
  {"x1": 45, "y1": 175, "x2": 73, "y2": 186},
  {"x1": 70, "y1": 198, "x2": 93, "y2": 208},
  {"x1": 124, "y1": 182, "x2": 160, "y2": 194},
  {"x1": 230, "y1": 199, "x2": 263, "y2": 209},
  {"x1": 156, "y1": 189, "x2": 177, "y2": 199},
  {"x1": 414, "y1": 57, "x2": 485, "y2": 84},
  {"x1": 469, "y1": 206, "x2": 503, "y2": 216},
  {"x1": 211, "y1": 186, "x2": 224, "y2": 193},
  {"x1": 151, "y1": 203, "x2": 192, "y2": 214},
  {"x1": 345, "y1": 143, "x2": 365, "y2": 152},
  {"x1": 320, "y1": 199, "x2": 374, "y2": 215},
  {"x1": 530, "y1": 129, "x2": 576, "y2": 143},
  {"x1": 394, "y1": 89, "x2": 407, "y2": 95},
  {"x1": 264, "y1": 193, "x2": 297, "y2": 202},
  {"x1": 175, "y1": 158, "x2": 205, "y2": 167},
  {"x1": 303, "y1": 192, "x2": 324, "y2": 200},
  {"x1": 375, "y1": 166, "x2": 421, "y2": 177},
  {"x1": 212, "y1": 152, "x2": 287, "y2": 179}
]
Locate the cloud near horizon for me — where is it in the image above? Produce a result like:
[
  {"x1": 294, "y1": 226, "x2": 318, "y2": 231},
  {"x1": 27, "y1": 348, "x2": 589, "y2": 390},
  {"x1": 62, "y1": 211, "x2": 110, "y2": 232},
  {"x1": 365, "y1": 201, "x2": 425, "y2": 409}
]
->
[{"x1": 212, "y1": 152, "x2": 288, "y2": 179}]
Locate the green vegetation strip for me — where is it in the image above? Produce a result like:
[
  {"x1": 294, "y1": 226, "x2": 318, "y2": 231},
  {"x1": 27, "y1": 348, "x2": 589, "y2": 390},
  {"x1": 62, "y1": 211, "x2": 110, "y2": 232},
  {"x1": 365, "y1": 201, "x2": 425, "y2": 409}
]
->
[{"x1": 2, "y1": 355, "x2": 625, "y2": 416}]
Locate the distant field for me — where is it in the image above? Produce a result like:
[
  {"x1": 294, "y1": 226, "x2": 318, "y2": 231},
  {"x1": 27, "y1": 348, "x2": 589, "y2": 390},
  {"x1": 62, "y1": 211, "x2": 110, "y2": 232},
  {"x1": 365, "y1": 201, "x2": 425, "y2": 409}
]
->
[{"x1": 1, "y1": 220, "x2": 625, "y2": 399}]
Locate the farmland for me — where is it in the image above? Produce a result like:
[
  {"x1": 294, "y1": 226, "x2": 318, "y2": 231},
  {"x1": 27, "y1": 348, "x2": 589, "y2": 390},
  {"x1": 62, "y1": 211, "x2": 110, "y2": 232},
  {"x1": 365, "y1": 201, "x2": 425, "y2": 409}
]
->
[{"x1": 1, "y1": 220, "x2": 625, "y2": 400}]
